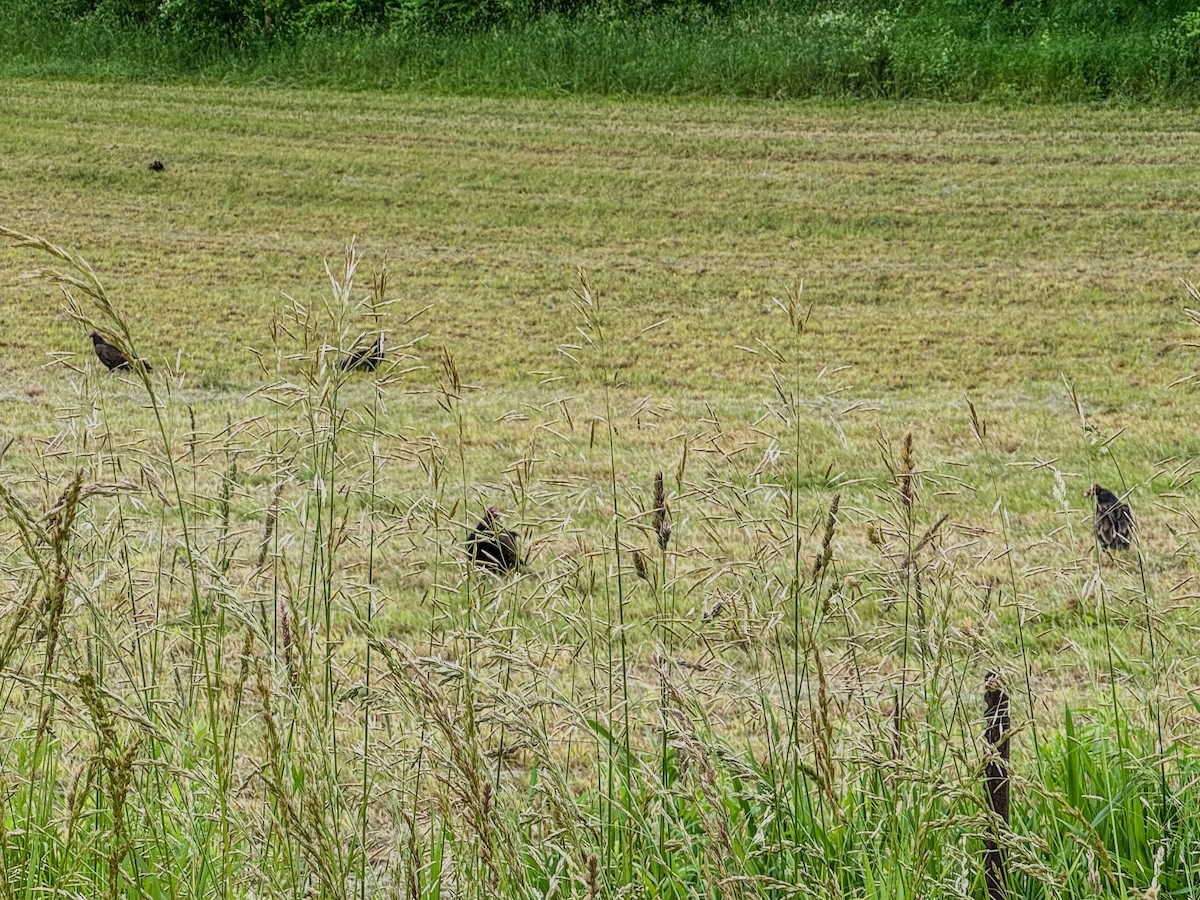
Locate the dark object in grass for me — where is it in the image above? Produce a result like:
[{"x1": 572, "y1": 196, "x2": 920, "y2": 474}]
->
[
  {"x1": 148, "y1": 159, "x2": 165, "y2": 171},
  {"x1": 1085, "y1": 483, "x2": 1134, "y2": 550},
  {"x1": 339, "y1": 333, "x2": 384, "y2": 371},
  {"x1": 90, "y1": 331, "x2": 151, "y2": 372},
  {"x1": 467, "y1": 507, "x2": 519, "y2": 576},
  {"x1": 983, "y1": 673, "x2": 1011, "y2": 900}
]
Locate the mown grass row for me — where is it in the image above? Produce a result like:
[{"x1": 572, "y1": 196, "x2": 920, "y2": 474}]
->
[
  {"x1": 0, "y1": 226, "x2": 1195, "y2": 898},
  {"x1": 5, "y1": 0, "x2": 1200, "y2": 101}
]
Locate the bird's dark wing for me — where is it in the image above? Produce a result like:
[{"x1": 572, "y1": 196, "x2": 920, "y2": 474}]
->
[
  {"x1": 95, "y1": 342, "x2": 131, "y2": 371},
  {"x1": 366, "y1": 337, "x2": 384, "y2": 369},
  {"x1": 340, "y1": 337, "x2": 384, "y2": 372},
  {"x1": 496, "y1": 530, "x2": 520, "y2": 573},
  {"x1": 339, "y1": 347, "x2": 367, "y2": 371},
  {"x1": 1095, "y1": 501, "x2": 1134, "y2": 550},
  {"x1": 1112, "y1": 502, "x2": 1135, "y2": 548},
  {"x1": 468, "y1": 525, "x2": 520, "y2": 575}
]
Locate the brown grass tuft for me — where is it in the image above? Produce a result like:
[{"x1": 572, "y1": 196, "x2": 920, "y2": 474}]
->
[
  {"x1": 653, "y1": 471, "x2": 671, "y2": 551},
  {"x1": 899, "y1": 429, "x2": 916, "y2": 511}
]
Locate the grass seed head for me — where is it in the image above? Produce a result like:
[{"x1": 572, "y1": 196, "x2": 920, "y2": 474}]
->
[
  {"x1": 632, "y1": 548, "x2": 650, "y2": 582},
  {"x1": 653, "y1": 471, "x2": 671, "y2": 550},
  {"x1": 812, "y1": 493, "x2": 840, "y2": 581},
  {"x1": 437, "y1": 345, "x2": 461, "y2": 403},
  {"x1": 967, "y1": 397, "x2": 987, "y2": 444},
  {"x1": 586, "y1": 852, "x2": 599, "y2": 900},
  {"x1": 279, "y1": 595, "x2": 299, "y2": 688},
  {"x1": 899, "y1": 429, "x2": 916, "y2": 511},
  {"x1": 77, "y1": 670, "x2": 118, "y2": 753}
]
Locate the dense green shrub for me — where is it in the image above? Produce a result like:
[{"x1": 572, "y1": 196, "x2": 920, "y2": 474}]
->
[
  {"x1": 158, "y1": 0, "x2": 260, "y2": 40},
  {"x1": 3, "y1": 0, "x2": 1200, "y2": 99}
]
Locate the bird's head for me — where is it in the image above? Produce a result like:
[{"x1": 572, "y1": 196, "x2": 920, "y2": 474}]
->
[
  {"x1": 89, "y1": 331, "x2": 104, "y2": 344},
  {"x1": 1085, "y1": 484, "x2": 1117, "y2": 503},
  {"x1": 483, "y1": 506, "x2": 501, "y2": 524}
]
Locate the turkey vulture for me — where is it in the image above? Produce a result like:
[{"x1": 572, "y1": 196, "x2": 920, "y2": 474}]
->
[
  {"x1": 90, "y1": 332, "x2": 152, "y2": 372},
  {"x1": 339, "y1": 333, "x2": 384, "y2": 372},
  {"x1": 467, "y1": 507, "x2": 519, "y2": 575},
  {"x1": 1086, "y1": 484, "x2": 1134, "y2": 551},
  {"x1": 148, "y1": 160, "x2": 165, "y2": 171}
]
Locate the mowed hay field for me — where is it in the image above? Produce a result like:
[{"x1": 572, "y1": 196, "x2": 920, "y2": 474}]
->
[{"x1": 4, "y1": 79, "x2": 1200, "y2": 896}]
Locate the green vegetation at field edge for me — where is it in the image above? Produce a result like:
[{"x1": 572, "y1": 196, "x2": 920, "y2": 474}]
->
[{"x1": 5, "y1": 0, "x2": 1200, "y2": 102}]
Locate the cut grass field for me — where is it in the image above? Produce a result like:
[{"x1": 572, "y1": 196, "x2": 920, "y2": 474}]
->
[{"x1": 3, "y1": 79, "x2": 1200, "y2": 896}]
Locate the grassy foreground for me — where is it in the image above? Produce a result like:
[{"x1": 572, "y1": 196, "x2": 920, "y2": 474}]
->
[{"x1": 2, "y1": 79, "x2": 1200, "y2": 896}]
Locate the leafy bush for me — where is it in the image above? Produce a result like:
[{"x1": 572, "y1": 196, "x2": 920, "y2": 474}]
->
[
  {"x1": 158, "y1": 0, "x2": 261, "y2": 40},
  {"x1": 268, "y1": 0, "x2": 396, "y2": 29},
  {"x1": 4, "y1": 0, "x2": 1200, "y2": 98},
  {"x1": 809, "y1": 6, "x2": 896, "y2": 93},
  {"x1": 1154, "y1": 8, "x2": 1200, "y2": 81}
]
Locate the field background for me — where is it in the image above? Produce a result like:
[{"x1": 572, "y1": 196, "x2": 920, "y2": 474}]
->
[{"x1": 3, "y1": 78, "x2": 1200, "y2": 897}]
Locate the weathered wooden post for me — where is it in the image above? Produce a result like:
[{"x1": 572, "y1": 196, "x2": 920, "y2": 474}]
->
[{"x1": 983, "y1": 672, "x2": 1010, "y2": 900}]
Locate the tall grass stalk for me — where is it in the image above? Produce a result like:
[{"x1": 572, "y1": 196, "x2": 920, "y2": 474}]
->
[{"x1": 568, "y1": 269, "x2": 633, "y2": 882}]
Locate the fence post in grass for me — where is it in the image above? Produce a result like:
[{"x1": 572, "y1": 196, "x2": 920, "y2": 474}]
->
[{"x1": 983, "y1": 672, "x2": 1011, "y2": 900}]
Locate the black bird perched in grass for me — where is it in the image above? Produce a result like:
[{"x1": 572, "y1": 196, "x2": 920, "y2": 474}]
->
[
  {"x1": 90, "y1": 332, "x2": 151, "y2": 372},
  {"x1": 339, "y1": 333, "x2": 384, "y2": 372},
  {"x1": 467, "y1": 507, "x2": 520, "y2": 575},
  {"x1": 148, "y1": 160, "x2": 165, "y2": 171},
  {"x1": 1085, "y1": 484, "x2": 1134, "y2": 551}
]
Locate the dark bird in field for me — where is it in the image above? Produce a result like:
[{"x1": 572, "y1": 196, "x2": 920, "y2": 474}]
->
[
  {"x1": 1086, "y1": 484, "x2": 1135, "y2": 551},
  {"x1": 467, "y1": 507, "x2": 520, "y2": 576},
  {"x1": 90, "y1": 332, "x2": 152, "y2": 373},
  {"x1": 148, "y1": 160, "x2": 165, "y2": 171},
  {"x1": 339, "y1": 333, "x2": 385, "y2": 372}
]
